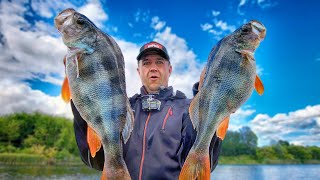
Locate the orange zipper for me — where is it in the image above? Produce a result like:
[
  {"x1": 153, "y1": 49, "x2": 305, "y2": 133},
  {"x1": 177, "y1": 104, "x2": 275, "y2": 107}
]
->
[
  {"x1": 161, "y1": 107, "x2": 172, "y2": 130},
  {"x1": 139, "y1": 112, "x2": 151, "y2": 180}
]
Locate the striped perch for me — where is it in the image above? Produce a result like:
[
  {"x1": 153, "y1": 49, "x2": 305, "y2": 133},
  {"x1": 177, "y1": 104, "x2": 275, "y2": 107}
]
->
[
  {"x1": 179, "y1": 20, "x2": 266, "y2": 180},
  {"x1": 55, "y1": 8, "x2": 133, "y2": 180}
]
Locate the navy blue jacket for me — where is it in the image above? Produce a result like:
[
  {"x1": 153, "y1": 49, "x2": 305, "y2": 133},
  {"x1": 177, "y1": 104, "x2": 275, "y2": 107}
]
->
[{"x1": 72, "y1": 85, "x2": 222, "y2": 180}]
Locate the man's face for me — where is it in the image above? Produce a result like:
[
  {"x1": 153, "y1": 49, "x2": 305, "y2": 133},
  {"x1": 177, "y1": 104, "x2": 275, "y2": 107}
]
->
[{"x1": 137, "y1": 54, "x2": 172, "y2": 93}]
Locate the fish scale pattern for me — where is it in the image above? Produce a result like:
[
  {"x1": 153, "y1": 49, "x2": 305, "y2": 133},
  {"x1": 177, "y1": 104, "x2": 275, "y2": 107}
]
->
[
  {"x1": 55, "y1": 8, "x2": 133, "y2": 180},
  {"x1": 179, "y1": 20, "x2": 266, "y2": 180}
]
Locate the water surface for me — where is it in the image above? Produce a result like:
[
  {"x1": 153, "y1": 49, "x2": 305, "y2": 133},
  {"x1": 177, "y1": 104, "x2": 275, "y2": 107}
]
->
[
  {"x1": 1, "y1": 164, "x2": 319, "y2": 180},
  {"x1": 212, "y1": 164, "x2": 320, "y2": 180}
]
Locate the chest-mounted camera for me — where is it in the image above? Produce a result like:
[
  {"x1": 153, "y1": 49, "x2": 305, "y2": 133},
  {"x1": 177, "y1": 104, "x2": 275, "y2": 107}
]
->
[{"x1": 141, "y1": 94, "x2": 161, "y2": 111}]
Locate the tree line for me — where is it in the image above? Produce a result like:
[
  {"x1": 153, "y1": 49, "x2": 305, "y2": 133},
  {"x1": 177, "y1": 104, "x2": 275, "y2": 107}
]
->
[
  {"x1": 0, "y1": 112, "x2": 79, "y2": 163},
  {"x1": 0, "y1": 112, "x2": 319, "y2": 164},
  {"x1": 221, "y1": 126, "x2": 320, "y2": 163}
]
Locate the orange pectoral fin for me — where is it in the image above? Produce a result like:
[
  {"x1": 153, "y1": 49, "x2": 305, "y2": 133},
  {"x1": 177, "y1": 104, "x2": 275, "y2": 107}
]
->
[
  {"x1": 61, "y1": 77, "x2": 71, "y2": 102},
  {"x1": 255, "y1": 75, "x2": 264, "y2": 95},
  {"x1": 217, "y1": 116, "x2": 230, "y2": 140},
  {"x1": 87, "y1": 126, "x2": 101, "y2": 158}
]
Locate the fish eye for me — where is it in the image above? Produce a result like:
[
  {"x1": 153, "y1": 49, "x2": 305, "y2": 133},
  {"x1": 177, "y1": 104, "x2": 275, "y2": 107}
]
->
[
  {"x1": 242, "y1": 26, "x2": 251, "y2": 33},
  {"x1": 76, "y1": 17, "x2": 85, "y2": 25}
]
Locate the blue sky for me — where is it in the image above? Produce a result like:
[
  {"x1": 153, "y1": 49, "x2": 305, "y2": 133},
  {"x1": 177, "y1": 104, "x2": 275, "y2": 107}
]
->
[{"x1": 0, "y1": 0, "x2": 319, "y2": 147}]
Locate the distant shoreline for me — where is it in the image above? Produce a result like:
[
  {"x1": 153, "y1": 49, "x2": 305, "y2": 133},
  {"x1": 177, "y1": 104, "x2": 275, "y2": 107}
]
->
[
  {"x1": 219, "y1": 155, "x2": 320, "y2": 165},
  {"x1": 0, "y1": 153, "x2": 83, "y2": 166},
  {"x1": 1, "y1": 153, "x2": 319, "y2": 166}
]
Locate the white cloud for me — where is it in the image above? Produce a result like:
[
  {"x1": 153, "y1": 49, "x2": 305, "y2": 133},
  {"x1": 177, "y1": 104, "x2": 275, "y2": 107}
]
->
[
  {"x1": 115, "y1": 39, "x2": 142, "y2": 97},
  {"x1": 78, "y1": 0, "x2": 108, "y2": 28},
  {"x1": 30, "y1": 0, "x2": 74, "y2": 18},
  {"x1": 208, "y1": 29, "x2": 223, "y2": 36},
  {"x1": 237, "y1": 0, "x2": 247, "y2": 15},
  {"x1": 201, "y1": 23, "x2": 213, "y2": 31},
  {"x1": 202, "y1": 18, "x2": 235, "y2": 41},
  {"x1": 212, "y1": 10, "x2": 220, "y2": 17},
  {"x1": 239, "y1": 0, "x2": 247, "y2": 6},
  {"x1": 214, "y1": 19, "x2": 236, "y2": 32},
  {"x1": 256, "y1": 65, "x2": 264, "y2": 76},
  {"x1": 250, "y1": 105, "x2": 320, "y2": 146},
  {"x1": 0, "y1": 79, "x2": 73, "y2": 119},
  {"x1": 229, "y1": 108, "x2": 256, "y2": 131},
  {"x1": 134, "y1": 9, "x2": 150, "y2": 23},
  {"x1": 257, "y1": 0, "x2": 277, "y2": 9},
  {"x1": 0, "y1": 0, "x2": 66, "y2": 86},
  {"x1": 151, "y1": 16, "x2": 166, "y2": 31},
  {"x1": 238, "y1": 0, "x2": 276, "y2": 15}
]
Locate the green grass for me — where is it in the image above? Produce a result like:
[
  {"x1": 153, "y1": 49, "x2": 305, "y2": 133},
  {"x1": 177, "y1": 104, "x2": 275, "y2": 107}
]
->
[
  {"x1": 219, "y1": 155, "x2": 320, "y2": 164},
  {"x1": 0, "y1": 153, "x2": 83, "y2": 165},
  {"x1": 0, "y1": 153, "x2": 46, "y2": 165},
  {"x1": 219, "y1": 155, "x2": 259, "y2": 164}
]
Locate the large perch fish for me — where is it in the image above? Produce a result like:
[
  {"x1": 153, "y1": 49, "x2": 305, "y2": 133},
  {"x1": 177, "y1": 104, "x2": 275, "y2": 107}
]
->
[
  {"x1": 179, "y1": 20, "x2": 266, "y2": 180},
  {"x1": 55, "y1": 8, "x2": 133, "y2": 180}
]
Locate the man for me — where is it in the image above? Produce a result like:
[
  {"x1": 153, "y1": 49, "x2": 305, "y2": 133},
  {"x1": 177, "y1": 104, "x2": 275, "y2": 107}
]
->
[{"x1": 71, "y1": 41, "x2": 223, "y2": 180}]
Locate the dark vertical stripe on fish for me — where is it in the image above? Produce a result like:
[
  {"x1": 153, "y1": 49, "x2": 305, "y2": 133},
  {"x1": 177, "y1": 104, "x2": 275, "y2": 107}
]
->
[{"x1": 94, "y1": 115, "x2": 104, "y2": 125}]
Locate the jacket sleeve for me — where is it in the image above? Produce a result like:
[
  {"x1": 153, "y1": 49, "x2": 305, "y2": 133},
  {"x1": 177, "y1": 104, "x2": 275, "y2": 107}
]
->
[{"x1": 71, "y1": 100, "x2": 104, "y2": 171}]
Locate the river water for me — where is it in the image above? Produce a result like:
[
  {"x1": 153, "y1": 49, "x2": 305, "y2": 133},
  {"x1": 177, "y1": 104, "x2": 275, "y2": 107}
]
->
[{"x1": 0, "y1": 164, "x2": 319, "y2": 180}]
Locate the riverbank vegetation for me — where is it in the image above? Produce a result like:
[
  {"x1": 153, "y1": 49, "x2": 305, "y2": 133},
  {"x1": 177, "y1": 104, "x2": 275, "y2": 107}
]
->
[
  {"x1": 0, "y1": 112, "x2": 81, "y2": 165},
  {"x1": 220, "y1": 127, "x2": 320, "y2": 164},
  {"x1": 0, "y1": 113, "x2": 319, "y2": 165}
]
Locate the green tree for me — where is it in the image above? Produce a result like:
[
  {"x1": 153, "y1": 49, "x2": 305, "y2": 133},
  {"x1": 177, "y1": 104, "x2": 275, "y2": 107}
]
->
[
  {"x1": 221, "y1": 131, "x2": 240, "y2": 156},
  {"x1": 239, "y1": 126, "x2": 258, "y2": 155},
  {"x1": 309, "y1": 146, "x2": 320, "y2": 160},
  {"x1": 0, "y1": 117, "x2": 21, "y2": 145},
  {"x1": 221, "y1": 126, "x2": 258, "y2": 156},
  {"x1": 272, "y1": 142, "x2": 294, "y2": 160},
  {"x1": 256, "y1": 146, "x2": 278, "y2": 160},
  {"x1": 287, "y1": 145, "x2": 312, "y2": 163},
  {"x1": 0, "y1": 112, "x2": 78, "y2": 158}
]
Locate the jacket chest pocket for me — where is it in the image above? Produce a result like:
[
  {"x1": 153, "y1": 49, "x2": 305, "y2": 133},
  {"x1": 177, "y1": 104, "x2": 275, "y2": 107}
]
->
[{"x1": 161, "y1": 106, "x2": 173, "y2": 130}]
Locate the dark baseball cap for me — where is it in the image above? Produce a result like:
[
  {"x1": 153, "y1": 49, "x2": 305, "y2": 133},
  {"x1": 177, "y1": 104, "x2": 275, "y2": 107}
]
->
[{"x1": 136, "y1": 41, "x2": 170, "y2": 61}]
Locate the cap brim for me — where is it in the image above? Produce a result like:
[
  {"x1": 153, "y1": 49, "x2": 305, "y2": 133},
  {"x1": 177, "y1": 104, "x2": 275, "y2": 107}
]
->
[{"x1": 136, "y1": 48, "x2": 169, "y2": 60}]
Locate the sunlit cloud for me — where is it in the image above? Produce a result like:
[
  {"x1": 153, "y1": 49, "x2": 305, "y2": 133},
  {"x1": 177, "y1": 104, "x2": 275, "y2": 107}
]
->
[
  {"x1": 0, "y1": 1, "x2": 66, "y2": 85},
  {"x1": 0, "y1": 79, "x2": 73, "y2": 119},
  {"x1": 256, "y1": 65, "x2": 264, "y2": 76},
  {"x1": 30, "y1": 0, "x2": 74, "y2": 18},
  {"x1": 78, "y1": 0, "x2": 108, "y2": 28},
  {"x1": 134, "y1": 9, "x2": 150, "y2": 23},
  {"x1": 151, "y1": 16, "x2": 166, "y2": 31},
  {"x1": 238, "y1": 0, "x2": 277, "y2": 15},
  {"x1": 201, "y1": 18, "x2": 235, "y2": 40},
  {"x1": 201, "y1": 23, "x2": 213, "y2": 31},
  {"x1": 212, "y1": 10, "x2": 220, "y2": 17},
  {"x1": 250, "y1": 105, "x2": 320, "y2": 146},
  {"x1": 257, "y1": 0, "x2": 277, "y2": 9},
  {"x1": 229, "y1": 108, "x2": 256, "y2": 131}
]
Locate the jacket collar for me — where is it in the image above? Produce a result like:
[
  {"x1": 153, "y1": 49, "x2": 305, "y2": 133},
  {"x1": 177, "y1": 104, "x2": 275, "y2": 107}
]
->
[{"x1": 140, "y1": 86, "x2": 174, "y2": 99}]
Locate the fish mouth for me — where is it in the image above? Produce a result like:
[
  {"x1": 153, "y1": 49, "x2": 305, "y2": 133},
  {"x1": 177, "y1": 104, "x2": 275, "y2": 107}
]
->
[
  {"x1": 54, "y1": 8, "x2": 76, "y2": 32},
  {"x1": 250, "y1": 20, "x2": 266, "y2": 40}
]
